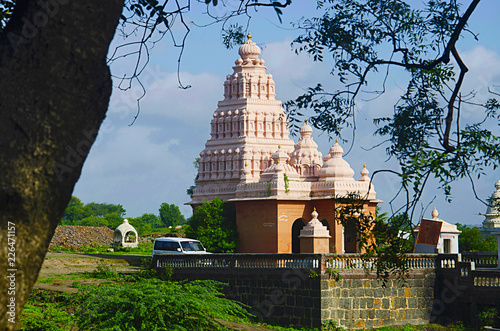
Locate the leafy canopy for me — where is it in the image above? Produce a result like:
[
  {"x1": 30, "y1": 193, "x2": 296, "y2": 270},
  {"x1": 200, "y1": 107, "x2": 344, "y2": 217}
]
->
[
  {"x1": 287, "y1": 0, "x2": 500, "y2": 220},
  {"x1": 335, "y1": 194, "x2": 413, "y2": 281},
  {"x1": 159, "y1": 202, "x2": 186, "y2": 227},
  {"x1": 185, "y1": 198, "x2": 239, "y2": 253},
  {"x1": 457, "y1": 223, "x2": 498, "y2": 253},
  {"x1": 283, "y1": 0, "x2": 500, "y2": 277},
  {"x1": 61, "y1": 196, "x2": 125, "y2": 228}
]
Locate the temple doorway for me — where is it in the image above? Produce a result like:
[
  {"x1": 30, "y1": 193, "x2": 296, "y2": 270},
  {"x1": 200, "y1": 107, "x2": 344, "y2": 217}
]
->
[{"x1": 291, "y1": 218, "x2": 307, "y2": 253}]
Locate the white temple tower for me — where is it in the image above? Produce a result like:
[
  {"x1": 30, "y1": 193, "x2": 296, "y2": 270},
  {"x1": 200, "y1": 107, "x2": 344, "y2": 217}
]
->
[
  {"x1": 191, "y1": 33, "x2": 296, "y2": 204},
  {"x1": 188, "y1": 34, "x2": 380, "y2": 253}
]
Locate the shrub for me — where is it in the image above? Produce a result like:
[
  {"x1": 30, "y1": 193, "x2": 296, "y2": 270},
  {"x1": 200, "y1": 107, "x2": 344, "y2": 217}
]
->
[
  {"x1": 84, "y1": 263, "x2": 119, "y2": 279},
  {"x1": 77, "y1": 279, "x2": 249, "y2": 330},
  {"x1": 184, "y1": 198, "x2": 238, "y2": 253}
]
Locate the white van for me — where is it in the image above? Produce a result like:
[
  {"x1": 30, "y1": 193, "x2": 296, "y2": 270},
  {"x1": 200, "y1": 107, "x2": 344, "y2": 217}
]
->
[{"x1": 152, "y1": 237, "x2": 211, "y2": 257}]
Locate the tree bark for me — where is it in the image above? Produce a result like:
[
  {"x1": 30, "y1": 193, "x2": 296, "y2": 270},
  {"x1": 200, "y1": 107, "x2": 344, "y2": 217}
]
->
[{"x1": 0, "y1": 0, "x2": 124, "y2": 329}]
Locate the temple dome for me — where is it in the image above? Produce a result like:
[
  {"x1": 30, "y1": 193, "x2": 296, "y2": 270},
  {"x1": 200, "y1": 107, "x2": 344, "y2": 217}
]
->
[
  {"x1": 299, "y1": 120, "x2": 313, "y2": 137},
  {"x1": 318, "y1": 141, "x2": 355, "y2": 181},
  {"x1": 238, "y1": 33, "x2": 261, "y2": 61},
  {"x1": 482, "y1": 180, "x2": 500, "y2": 229},
  {"x1": 261, "y1": 146, "x2": 300, "y2": 180},
  {"x1": 289, "y1": 120, "x2": 323, "y2": 181}
]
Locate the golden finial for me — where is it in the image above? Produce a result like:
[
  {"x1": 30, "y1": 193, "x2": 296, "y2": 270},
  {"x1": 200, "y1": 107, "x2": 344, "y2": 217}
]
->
[
  {"x1": 314, "y1": 207, "x2": 316, "y2": 211},
  {"x1": 277, "y1": 159, "x2": 280, "y2": 164},
  {"x1": 304, "y1": 118, "x2": 308, "y2": 124},
  {"x1": 278, "y1": 145, "x2": 281, "y2": 149},
  {"x1": 247, "y1": 32, "x2": 252, "y2": 40},
  {"x1": 245, "y1": 162, "x2": 248, "y2": 167},
  {"x1": 364, "y1": 164, "x2": 366, "y2": 168},
  {"x1": 336, "y1": 139, "x2": 339, "y2": 143}
]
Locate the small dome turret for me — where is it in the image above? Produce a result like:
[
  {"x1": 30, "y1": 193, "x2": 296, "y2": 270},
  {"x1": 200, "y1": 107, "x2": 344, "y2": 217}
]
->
[
  {"x1": 318, "y1": 141, "x2": 355, "y2": 181},
  {"x1": 238, "y1": 33, "x2": 261, "y2": 61},
  {"x1": 289, "y1": 120, "x2": 323, "y2": 181},
  {"x1": 358, "y1": 164, "x2": 370, "y2": 182}
]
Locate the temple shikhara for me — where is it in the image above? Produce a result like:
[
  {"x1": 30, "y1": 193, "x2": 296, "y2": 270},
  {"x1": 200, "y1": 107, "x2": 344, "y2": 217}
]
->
[{"x1": 188, "y1": 34, "x2": 380, "y2": 253}]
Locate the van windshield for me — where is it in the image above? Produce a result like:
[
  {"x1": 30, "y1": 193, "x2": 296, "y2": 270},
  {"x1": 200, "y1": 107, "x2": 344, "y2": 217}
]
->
[{"x1": 180, "y1": 241, "x2": 205, "y2": 252}]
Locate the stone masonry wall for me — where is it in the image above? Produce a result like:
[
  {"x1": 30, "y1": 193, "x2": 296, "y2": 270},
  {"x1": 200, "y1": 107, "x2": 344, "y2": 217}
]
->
[
  {"x1": 172, "y1": 268, "x2": 322, "y2": 328},
  {"x1": 168, "y1": 266, "x2": 436, "y2": 329},
  {"x1": 321, "y1": 269, "x2": 436, "y2": 329}
]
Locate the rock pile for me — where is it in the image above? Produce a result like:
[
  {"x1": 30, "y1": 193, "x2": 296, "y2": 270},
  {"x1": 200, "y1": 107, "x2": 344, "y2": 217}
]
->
[{"x1": 49, "y1": 225, "x2": 114, "y2": 250}]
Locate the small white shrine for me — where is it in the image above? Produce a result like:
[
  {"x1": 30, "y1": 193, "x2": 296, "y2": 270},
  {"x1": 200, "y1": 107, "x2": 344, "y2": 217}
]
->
[
  {"x1": 299, "y1": 209, "x2": 331, "y2": 254},
  {"x1": 113, "y1": 219, "x2": 138, "y2": 248},
  {"x1": 414, "y1": 207, "x2": 461, "y2": 254}
]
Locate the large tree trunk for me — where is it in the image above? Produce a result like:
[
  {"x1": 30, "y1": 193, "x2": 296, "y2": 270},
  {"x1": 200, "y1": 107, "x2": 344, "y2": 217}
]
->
[{"x1": 0, "y1": 0, "x2": 124, "y2": 329}]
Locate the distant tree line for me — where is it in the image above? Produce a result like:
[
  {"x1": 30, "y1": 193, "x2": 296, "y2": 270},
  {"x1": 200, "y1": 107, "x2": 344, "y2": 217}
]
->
[
  {"x1": 457, "y1": 223, "x2": 498, "y2": 253},
  {"x1": 62, "y1": 197, "x2": 186, "y2": 235}
]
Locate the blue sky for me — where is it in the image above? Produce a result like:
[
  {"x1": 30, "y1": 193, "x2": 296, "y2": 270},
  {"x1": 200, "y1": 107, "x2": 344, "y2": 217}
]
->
[{"x1": 73, "y1": 1, "x2": 500, "y2": 226}]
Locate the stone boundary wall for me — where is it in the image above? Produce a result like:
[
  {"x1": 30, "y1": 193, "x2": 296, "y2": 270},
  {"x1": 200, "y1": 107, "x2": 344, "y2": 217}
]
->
[
  {"x1": 167, "y1": 267, "x2": 436, "y2": 328},
  {"x1": 157, "y1": 253, "x2": 500, "y2": 328},
  {"x1": 321, "y1": 269, "x2": 436, "y2": 329},
  {"x1": 434, "y1": 254, "x2": 500, "y2": 327},
  {"x1": 171, "y1": 268, "x2": 322, "y2": 328}
]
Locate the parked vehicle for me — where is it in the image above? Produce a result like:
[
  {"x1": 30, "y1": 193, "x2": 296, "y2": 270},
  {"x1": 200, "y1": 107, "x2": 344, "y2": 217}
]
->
[{"x1": 152, "y1": 237, "x2": 210, "y2": 257}]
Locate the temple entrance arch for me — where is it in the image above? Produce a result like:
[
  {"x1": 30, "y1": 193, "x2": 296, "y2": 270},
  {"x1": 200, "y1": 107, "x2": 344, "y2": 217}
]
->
[{"x1": 291, "y1": 218, "x2": 307, "y2": 253}]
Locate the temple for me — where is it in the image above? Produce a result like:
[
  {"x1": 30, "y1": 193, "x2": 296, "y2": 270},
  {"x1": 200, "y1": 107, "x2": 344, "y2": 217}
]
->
[{"x1": 188, "y1": 34, "x2": 380, "y2": 253}]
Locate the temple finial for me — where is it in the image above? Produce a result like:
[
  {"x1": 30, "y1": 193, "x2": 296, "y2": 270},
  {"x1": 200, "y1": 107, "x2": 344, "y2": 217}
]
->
[
  {"x1": 247, "y1": 32, "x2": 252, "y2": 40},
  {"x1": 304, "y1": 118, "x2": 308, "y2": 124}
]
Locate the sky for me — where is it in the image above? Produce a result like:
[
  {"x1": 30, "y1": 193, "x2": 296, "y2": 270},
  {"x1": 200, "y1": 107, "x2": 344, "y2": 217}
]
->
[{"x1": 72, "y1": 1, "x2": 500, "y2": 226}]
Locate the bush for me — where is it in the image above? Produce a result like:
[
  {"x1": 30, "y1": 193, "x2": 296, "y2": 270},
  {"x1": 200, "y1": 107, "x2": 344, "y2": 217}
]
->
[
  {"x1": 185, "y1": 198, "x2": 238, "y2": 253},
  {"x1": 77, "y1": 279, "x2": 249, "y2": 330},
  {"x1": 19, "y1": 290, "x2": 79, "y2": 330},
  {"x1": 84, "y1": 263, "x2": 119, "y2": 279}
]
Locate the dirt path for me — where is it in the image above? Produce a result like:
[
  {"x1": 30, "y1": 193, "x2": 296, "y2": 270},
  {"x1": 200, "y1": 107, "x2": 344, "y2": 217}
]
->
[{"x1": 34, "y1": 252, "x2": 146, "y2": 293}]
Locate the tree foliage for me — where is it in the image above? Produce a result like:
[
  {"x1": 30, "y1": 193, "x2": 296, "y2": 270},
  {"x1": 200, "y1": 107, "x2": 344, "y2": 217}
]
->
[
  {"x1": 86, "y1": 202, "x2": 126, "y2": 218},
  {"x1": 457, "y1": 223, "x2": 498, "y2": 252},
  {"x1": 287, "y1": 0, "x2": 500, "y2": 217},
  {"x1": 61, "y1": 197, "x2": 187, "y2": 234},
  {"x1": 185, "y1": 198, "x2": 238, "y2": 253},
  {"x1": 61, "y1": 196, "x2": 93, "y2": 224},
  {"x1": 335, "y1": 194, "x2": 412, "y2": 281},
  {"x1": 159, "y1": 202, "x2": 186, "y2": 227},
  {"x1": 61, "y1": 196, "x2": 125, "y2": 228},
  {"x1": 128, "y1": 213, "x2": 160, "y2": 235},
  {"x1": 187, "y1": 157, "x2": 200, "y2": 199},
  {"x1": 284, "y1": 0, "x2": 500, "y2": 278}
]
